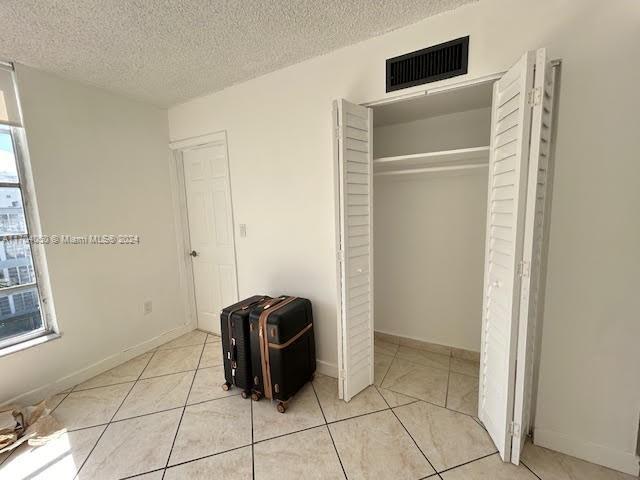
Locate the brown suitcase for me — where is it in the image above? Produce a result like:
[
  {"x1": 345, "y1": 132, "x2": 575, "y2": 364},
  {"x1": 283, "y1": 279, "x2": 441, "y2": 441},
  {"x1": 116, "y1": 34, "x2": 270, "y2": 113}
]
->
[{"x1": 249, "y1": 296, "x2": 315, "y2": 413}]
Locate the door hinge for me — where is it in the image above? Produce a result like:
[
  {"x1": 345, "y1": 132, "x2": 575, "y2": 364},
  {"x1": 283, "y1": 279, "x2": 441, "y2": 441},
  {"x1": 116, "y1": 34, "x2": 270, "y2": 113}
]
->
[
  {"x1": 518, "y1": 260, "x2": 530, "y2": 278},
  {"x1": 339, "y1": 368, "x2": 346, "y2": 378},
  {"x1": 335, "y1": 126, "x2": 343, "y2": 141},
  {"x1": 527, "y1": 87, "x2": 542, "y2": 107},
  {"x1": 337, "y1": 249, "x2": 344, "y2": 263},
  {"x1": 509, "y1": 421, "x2": 521, "y2": 438}
]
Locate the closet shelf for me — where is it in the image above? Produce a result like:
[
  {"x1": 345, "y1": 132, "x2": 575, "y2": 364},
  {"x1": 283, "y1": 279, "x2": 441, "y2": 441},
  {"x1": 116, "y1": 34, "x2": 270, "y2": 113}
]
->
[
  {"x1": 374, "y1": 163, "x2": 488, "y2": 176},
  {"x1": 373, "y1": 146, "x2": 490, "y2": 169}
]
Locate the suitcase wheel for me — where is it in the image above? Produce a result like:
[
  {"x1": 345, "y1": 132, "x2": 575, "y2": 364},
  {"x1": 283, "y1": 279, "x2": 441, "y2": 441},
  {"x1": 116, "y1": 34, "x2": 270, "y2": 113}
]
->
[
  {"x1": 251, "y1": 391, "x2": 262, "y2": 402},
  {"x1": 276, "y1": 402, "x2": 286, "y2": 414},
  {"x1": 241, "y1": 390, "x2": 249, "y2": 399},
  {"x1": 221, "y1": 382, "x2": 232, "y2": 392}
]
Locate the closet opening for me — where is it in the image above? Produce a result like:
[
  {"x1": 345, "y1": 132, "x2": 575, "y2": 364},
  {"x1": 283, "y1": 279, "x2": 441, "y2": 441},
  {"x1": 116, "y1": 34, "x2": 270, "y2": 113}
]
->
[
  {"x1": 370, "y1": 80, "x2": 493, "y2": 414},
  {"x1": 335, "y1": 48, "x2": 558, "y2": 465}
]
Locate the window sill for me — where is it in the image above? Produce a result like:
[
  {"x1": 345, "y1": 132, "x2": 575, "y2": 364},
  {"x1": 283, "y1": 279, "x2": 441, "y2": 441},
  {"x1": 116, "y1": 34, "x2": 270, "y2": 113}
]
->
[{"x1": 0, "y1": 332, "x2": 61, "y2": 359}]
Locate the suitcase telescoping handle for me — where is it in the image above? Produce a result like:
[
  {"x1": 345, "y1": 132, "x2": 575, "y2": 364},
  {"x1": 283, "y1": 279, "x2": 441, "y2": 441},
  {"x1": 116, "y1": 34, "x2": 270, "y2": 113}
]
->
[
  {"x1": 241, "y1": 295, "x2": 269, "y2": 311},
  {"x1": 261, "y1": 296, "x2": 287, "y2": 310}
]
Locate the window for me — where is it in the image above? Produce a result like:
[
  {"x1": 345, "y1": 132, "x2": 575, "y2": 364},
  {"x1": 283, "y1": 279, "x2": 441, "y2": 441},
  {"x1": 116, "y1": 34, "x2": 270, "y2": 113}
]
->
[{"x1": 0, "y1": 61, "x2": 55, "y2": 351}]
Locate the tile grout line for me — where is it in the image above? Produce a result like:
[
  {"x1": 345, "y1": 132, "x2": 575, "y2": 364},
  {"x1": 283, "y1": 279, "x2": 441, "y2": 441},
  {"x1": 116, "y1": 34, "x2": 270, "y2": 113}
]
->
[
  {"x1": 386, "y1": 396, "x2": 498, "y2": 477},
  {"x1": 375, "y1": 385, "x2": 442, "y2": 479},
  {"x1": 378, "y1": 342, "x2": 400, "y2": 387},
  {"x1": 74, "y1": 365, "x2": 207, "y2": 392},
  {"x1": 62, "y1": 393, "x2": 403, "y2": 438},
  {"x1": 434, "y1": 451, "x2": 498, "y2": 476},
  {"x1": 310, "y1": 380, "x2": 348, "y2": 480},
  {"x1": 381, "y1": 384, "x2": 477, "y2": 419},
  {"x1": 376, "y1": 383, "x2": 423, "y2": 405},
  {"x1": 249, "y1": 395, "x2": 403, "y2": 447},
  {"x1": 59, "y1": 391, "x2": 243, "y2": 435},
  {"x1": 70, "y1": 350, "x2": 157, "y2": 392},
  {"x1": 327, "y1": 406, "x2": 391, "y2": 426},
  {"x1": 310, "y1": 380, "x2": 328, "y2": 426},
  {"x1": 71, "y1": 379, "x2": 144, "y2": 394},
  {"x1": 156, "y1": 340, "x2": 216, "y2": 352},
  {"x1": 50, "y1": 388, "x2": 74, "y2": 414},
  {"x1": 444, "y1": 357, "x2": 452, "y2": 410},
  {"x1": 250, "y1": 392, "x2": 255, "y2": 480},
  {"x1": 153, "y1": 443, "x2": 251, "y2": 472},
  {"x1": 120, "y1": 443, "x2": 254, "y2": 478},
  {"x1": 418, "y1": 473, "x2": 443, "y2": 480},
  {"x1": 473, "y1": 416, "x2": 488, "y2": 431},
  {"x1": 73, "y1": 348, "x2": 158, "y2": 480},
  {"x1": 521, "y1": 460, "x2": 544, "y2": 480},
  {"x1": 252, "y1": 422, "x2": 327, "y2": 446},
  {"x1": 378, "y1": 380, "x2": 480, "y2": 421},
  {"x1": 161, "y1": 339, "x2": 208, "y2": 479},
  {"x1": 119, "y1": 466, "x2": 165, "y2": 479}
]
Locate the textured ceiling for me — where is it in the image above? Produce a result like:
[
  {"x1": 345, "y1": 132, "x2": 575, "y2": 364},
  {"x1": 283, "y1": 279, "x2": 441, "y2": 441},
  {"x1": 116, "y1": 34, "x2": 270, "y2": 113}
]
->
[{"x1": 0, "y1": 1, "x2": 473, "y2": 107}]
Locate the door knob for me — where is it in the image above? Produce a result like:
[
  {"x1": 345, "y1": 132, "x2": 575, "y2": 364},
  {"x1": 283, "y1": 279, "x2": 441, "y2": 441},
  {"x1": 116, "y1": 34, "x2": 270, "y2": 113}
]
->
[{"x1": 189, "y1": 250, "x2": 198, "y2": 257}]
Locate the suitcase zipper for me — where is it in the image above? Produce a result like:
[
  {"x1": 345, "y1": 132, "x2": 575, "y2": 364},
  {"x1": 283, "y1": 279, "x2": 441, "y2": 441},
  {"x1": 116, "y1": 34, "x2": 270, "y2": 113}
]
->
[{"x1": 258, "y1": 296, "x2": 298, "y2": 399}]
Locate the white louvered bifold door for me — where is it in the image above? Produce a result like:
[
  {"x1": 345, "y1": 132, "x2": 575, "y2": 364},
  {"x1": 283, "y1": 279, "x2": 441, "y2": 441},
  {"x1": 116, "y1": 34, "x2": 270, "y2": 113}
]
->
[
  {"x1": 334, "y1": 99, "x2": 374, "y2": 402},
  {"x1": 511, "y1": 48, "x2": 557, "y2": 464},
  {"x1": 479, "y1": 51, "x2": 536, "y2": 461}
]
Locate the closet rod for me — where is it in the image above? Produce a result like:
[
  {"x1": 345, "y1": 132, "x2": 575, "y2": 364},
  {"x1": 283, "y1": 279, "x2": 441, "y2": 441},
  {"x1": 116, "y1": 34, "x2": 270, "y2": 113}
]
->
[{"x1": 374, "y1": 163, "x2": 488, "y2": 176}]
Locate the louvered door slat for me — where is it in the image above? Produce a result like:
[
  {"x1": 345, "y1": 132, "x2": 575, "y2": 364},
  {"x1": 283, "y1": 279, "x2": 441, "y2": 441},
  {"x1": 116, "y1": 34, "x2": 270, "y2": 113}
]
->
[
  {"x1": 479, "y1": 50, "x2": 536, "y2": 462},
  {"x1": 334, "y1": 99, "x2": 374, "y2": 402}
]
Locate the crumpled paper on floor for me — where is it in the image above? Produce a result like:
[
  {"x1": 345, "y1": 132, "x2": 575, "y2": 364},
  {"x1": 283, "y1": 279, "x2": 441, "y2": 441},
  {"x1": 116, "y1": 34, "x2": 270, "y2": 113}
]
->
[{"x1": 0, "y1": 400, "x2": 64, "y2": 453}]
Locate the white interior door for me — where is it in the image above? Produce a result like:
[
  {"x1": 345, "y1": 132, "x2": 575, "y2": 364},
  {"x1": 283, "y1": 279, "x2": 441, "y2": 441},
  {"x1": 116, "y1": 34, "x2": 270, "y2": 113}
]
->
[
  {"x1": 511, "y1": 48, "x2": 557, "y2": 464},
  {"x1": 183, "y1": 140, "x2": 238, "y2": 334},
  {"x1": 334, "y1": 98, "x2": 374, "y2": 402},
  {"x1": 479, "y1": 50, "x2": 536, "y2": 461}
]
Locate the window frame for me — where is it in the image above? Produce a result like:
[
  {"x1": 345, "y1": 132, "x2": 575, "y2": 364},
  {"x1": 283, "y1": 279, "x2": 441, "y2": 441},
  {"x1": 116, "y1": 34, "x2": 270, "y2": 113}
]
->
[{"x1": 0, "y1": 65, "x2": 57, "y2": 353}]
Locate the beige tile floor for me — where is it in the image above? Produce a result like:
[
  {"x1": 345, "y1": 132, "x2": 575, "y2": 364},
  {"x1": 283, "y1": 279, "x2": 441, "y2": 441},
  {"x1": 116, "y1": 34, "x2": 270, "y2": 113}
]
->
[
  {"x1": 0, "y1": 332, "x2": 636, "y2": 480},
  {"x1": 376, "y1": 337, "x2": 480, "y2": 416}
]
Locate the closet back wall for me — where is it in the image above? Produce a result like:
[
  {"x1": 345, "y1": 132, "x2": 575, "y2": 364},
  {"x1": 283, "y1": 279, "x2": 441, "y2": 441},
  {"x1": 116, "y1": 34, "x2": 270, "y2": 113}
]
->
[
  {"x1": 374, "y1": 107, "x2": 491, "y2": 156},
  {"x1": 373, "y1": 108, "x2": 490, "y2": 352},
  {"x1": 374, "y1": 170, "x2": 487, "y2": 351}
]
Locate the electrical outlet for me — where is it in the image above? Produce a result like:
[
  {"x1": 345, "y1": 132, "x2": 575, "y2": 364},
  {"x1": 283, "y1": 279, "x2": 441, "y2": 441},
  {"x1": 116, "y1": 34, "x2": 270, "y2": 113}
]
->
[{"x1": 143, "y1": 300, "x2": 152, "y2": 315}]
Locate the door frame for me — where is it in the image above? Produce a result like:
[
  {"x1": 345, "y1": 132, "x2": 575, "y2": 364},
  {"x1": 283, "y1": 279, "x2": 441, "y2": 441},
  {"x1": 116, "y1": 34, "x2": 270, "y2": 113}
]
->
[{"x1": 168, "y1": 130, "x2": 240, "y2": 332}]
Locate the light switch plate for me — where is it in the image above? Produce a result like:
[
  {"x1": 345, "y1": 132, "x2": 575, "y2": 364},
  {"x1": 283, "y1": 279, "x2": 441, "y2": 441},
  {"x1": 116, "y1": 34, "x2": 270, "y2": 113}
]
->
[{"x1": 239, "y1": 224, "x2": 247, "y2": 238}]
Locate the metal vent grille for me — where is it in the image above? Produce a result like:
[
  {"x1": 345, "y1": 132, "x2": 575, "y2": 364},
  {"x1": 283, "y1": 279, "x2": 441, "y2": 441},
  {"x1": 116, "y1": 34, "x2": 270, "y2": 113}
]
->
[{"x1": 386, "y1": 36, "x2": 469, "y2": 92}]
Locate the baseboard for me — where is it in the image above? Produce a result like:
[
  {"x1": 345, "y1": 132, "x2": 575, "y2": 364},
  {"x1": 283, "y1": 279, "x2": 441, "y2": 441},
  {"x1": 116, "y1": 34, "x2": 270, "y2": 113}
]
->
[
  {"x1": 374, "y1": 329, "x2": 480, "y2": 361},
  {"x1": 316, "y1": 359, "x2": 338, "y2": 378},
  {"x1": 7, "y1": 323, "x2": 195, "y2": 406},
  {"x1": 534, "y1": 427, "x2": 640, "y2": 476}
]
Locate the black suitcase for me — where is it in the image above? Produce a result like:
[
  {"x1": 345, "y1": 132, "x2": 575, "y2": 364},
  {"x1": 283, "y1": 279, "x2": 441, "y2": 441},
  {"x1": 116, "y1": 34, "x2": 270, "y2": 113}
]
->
[
  {"x1": 249, "y1": 296, "x2": 315, "y2": 412},
  {"x1": 220, "y1": 295, "x2": 270, "y2": 398}
]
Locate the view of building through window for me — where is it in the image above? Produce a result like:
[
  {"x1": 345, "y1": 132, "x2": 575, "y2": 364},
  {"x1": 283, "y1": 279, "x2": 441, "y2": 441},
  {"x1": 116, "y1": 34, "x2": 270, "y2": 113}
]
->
[{"x1": 0, "y1": 127, "x2": 43, "y2": 343}]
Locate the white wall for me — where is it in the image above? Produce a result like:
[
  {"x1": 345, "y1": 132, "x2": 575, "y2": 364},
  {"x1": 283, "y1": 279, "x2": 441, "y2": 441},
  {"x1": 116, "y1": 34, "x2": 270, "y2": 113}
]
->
[
  {"x1": 374, "y1": 170, "x2": 487, "y2": 351},
  {"x1": 168, "y1": 0, "x2": 640, "y2": 474},
  {"x1": 0, "y1": 65, "x2": 186, "y2": 404},
  {"x1": 373, "y1": 109, "x2": 490, "y2": 351}
]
